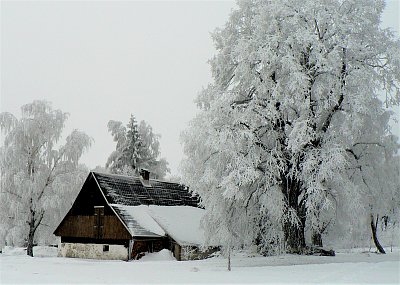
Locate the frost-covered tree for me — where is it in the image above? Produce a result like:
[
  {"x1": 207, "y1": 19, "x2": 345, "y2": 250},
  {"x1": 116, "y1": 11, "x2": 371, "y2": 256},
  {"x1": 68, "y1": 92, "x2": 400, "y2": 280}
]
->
[
  {"x1": 0, "y1": 101, "x2": 92, "y2": 256},
  {"x1": 340, "y1": 99, "x2": 399, "y2": 253},
  {"x1": 106, "y1": 115, "x2": 169, "y2": 179},
  {"x1": 181, "y1": 0, "x2": 400, "y2": 254},
  {"x1": 106, "y1": 116, "x2": 141, "y2": 174},
  {"x1": 34, "y1": 163, "x2": 89, "y2": 246},
  {"x1": 91, "y1": 165, "x2": 109, "y2": 173}
]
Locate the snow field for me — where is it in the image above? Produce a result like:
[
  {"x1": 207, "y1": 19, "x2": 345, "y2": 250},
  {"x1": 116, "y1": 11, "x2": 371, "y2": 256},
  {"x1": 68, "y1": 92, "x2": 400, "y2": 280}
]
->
[{"x1": 1, "y1": 247, "x2": 399, "y2": 284}]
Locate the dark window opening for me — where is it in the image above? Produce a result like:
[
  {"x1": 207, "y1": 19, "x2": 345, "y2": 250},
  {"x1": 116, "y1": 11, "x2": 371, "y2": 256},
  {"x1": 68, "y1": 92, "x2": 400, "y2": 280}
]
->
[
  {"x1": 103, "y1": 245, "x2": 109, "y2": 252},
  {"x1": 94, "y1": 206, "x2": 105, "y2": 239}
]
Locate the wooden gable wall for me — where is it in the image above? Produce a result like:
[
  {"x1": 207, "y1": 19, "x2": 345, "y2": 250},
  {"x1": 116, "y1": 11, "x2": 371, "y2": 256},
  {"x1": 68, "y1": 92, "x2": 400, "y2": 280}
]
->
[{"x1": 54, "y1": 173, "x2": 131, "y2": 241}]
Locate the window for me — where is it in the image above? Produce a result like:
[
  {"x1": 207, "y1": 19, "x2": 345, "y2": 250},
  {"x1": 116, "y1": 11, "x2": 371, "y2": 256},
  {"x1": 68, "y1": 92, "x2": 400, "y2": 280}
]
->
[
  {"x1": 103, "y1": 245, "x2": 109, "y2": 252},
  {"x1": 94, "y1": 206, "x2": 104, "y2": 239}
]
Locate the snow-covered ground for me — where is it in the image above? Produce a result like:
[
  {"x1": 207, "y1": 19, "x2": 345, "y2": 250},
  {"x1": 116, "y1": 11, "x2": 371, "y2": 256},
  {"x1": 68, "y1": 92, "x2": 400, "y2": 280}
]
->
[{"x1": 0, "y1": 247, "x2": 399, "y2": 284}]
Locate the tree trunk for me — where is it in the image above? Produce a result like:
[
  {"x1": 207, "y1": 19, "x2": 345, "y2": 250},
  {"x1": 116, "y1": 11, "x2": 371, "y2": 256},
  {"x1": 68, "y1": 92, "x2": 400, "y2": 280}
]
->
[
  {"x1": 282, "y1": 178, "x2": 306, "y2": 253},
  {"x1": 370, "y1": 214, "x2": 385, "y2": 254},
  {"x1": 26, "y1": 227, "x2": 35, "y2": 257},
  {"x1": 284, "y1": 220, "x2": 306, "y2": 253},
  {"x1": 312, "y1": 231, "x2": 323, "y2": 248},
  {"x1": 26, "y1": 207, "x2": 37, "y2": 257},
  {"x1": 26, "y1": 200, "x2": 43, "y2": 257}
]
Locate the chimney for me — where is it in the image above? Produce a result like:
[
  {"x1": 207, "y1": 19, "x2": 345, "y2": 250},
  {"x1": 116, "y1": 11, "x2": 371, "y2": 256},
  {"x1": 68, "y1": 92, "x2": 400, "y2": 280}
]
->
[{"x1": 140, "y1": 169, "x2": 150, "y2": 181}]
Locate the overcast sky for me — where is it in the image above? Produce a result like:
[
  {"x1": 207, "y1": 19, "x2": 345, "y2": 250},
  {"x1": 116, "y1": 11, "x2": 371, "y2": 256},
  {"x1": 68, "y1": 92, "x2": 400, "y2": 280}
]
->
[{"x1": 1, "y1": 1, "x2": 399, "y2": 177}]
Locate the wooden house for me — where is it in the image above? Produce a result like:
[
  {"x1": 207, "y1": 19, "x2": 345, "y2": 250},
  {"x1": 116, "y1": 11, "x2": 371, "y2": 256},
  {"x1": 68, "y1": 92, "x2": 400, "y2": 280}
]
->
[{"x1": 54, "y1": 170, "x2": 208, "y2": 261}]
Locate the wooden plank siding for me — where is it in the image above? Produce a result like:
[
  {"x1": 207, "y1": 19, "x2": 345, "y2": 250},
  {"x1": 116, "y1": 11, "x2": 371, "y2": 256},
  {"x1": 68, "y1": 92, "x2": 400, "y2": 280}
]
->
[
  {"x1": 56, "y1": 215, "x2": 131, "y2": 240},
  {"x1": 54, "y1": 173, "x2": 132, "y2": 241}
]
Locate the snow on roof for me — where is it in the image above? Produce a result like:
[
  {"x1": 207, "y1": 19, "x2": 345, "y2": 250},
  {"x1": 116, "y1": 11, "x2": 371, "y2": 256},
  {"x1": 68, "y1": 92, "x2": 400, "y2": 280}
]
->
[
  {"x1": 111, "y1": 204, "x2": 205, "y2": 246},
  {"x1": 148, "y1": 205, "x2": 205, "y2": 246},
  {"x1": 111, "y1": 205, "x2": 165, "y2": 237}
]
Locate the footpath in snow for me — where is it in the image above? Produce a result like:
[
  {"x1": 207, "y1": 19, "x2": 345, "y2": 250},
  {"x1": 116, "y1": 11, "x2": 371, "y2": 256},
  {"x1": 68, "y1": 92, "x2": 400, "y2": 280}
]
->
[{"x1": 0, "y1": 247, "x2": 399, "y2": 284}]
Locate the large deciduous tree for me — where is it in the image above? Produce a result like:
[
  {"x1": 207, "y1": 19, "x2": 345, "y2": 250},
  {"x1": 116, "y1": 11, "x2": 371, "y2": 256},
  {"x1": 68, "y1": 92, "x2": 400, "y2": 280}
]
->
[
  {"x1": 181, "y1": 0, "x2": 400, "y2": 254},
  {"x1": 0, "y1": 101, "x2": 92, "y2": 256},
  {"x1": 106, "y1": 115, "x2": 169, "y2": 179}
]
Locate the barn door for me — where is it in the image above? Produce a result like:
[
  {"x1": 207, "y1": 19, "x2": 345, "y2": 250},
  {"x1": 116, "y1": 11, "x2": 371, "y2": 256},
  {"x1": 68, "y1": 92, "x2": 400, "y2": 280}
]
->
[{"x1": 94, "y1": 206, "x2": 104, "y2": 239}]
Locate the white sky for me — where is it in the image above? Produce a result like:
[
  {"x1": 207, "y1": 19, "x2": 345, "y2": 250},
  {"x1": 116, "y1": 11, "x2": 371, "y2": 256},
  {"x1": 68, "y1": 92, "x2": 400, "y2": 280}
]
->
[{"x1": 1, "y1": 1, "x2": 399, "y2": 177}]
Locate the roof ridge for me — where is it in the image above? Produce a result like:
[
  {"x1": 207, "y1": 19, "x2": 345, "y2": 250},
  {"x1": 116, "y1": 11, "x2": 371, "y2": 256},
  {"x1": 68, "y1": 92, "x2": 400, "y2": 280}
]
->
[{"x1": 91, "y1": 171, "x2": 185, "y2": 187}]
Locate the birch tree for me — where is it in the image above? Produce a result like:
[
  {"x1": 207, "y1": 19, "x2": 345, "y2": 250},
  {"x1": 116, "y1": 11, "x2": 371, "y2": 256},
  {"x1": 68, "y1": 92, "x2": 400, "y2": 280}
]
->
[
  {"x1": 0, "y1": 101, "x2": 92, "y2": 256},
  {"x1": 181, "y1": 0, "x2": 400, "y2": 254}
]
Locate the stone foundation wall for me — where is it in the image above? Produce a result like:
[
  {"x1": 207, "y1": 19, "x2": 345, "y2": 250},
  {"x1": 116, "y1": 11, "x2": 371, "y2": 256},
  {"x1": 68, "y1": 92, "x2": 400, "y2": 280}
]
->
[{"x1": 59, "y1": 242, "x2": 128, "y2": 260}]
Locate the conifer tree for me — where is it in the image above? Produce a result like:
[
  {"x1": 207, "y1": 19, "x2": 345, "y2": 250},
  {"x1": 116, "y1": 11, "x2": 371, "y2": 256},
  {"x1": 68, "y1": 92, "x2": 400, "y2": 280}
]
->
[{"x1": 106, "y1": 115, "x2": 169, "y2": 179}]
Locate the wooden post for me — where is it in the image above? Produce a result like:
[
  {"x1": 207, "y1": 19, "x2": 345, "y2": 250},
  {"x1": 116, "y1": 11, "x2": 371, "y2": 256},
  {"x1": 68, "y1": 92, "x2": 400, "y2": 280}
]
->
[{"x1": 227, "y1": 246, "x2": 231, "y2": 271}]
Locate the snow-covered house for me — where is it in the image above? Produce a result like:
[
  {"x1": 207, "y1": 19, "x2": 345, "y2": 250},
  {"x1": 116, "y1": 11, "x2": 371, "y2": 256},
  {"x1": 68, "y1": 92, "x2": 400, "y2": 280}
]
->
[{"x1": 54, "y1": 171, "x2": 208, "y2": 261}]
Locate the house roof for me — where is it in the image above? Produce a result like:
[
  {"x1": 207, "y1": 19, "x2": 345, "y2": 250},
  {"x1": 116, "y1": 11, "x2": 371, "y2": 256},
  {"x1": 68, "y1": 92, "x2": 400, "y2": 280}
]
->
[
  {"x1": 111, "y1": 204, "x2": 165, "y2": 238},
  {"x1": 93, "y1": 172, "x2": 199, "y2": 207},
  {"x1": 148, "y1": 205, "x2": 206, "y2": 245},
  {"x1": 91, "y1": 172, "x2": 205, "y2": 244},
  {"x1": 111, "y1": 205, "x2": 206, "y2": 245}
]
